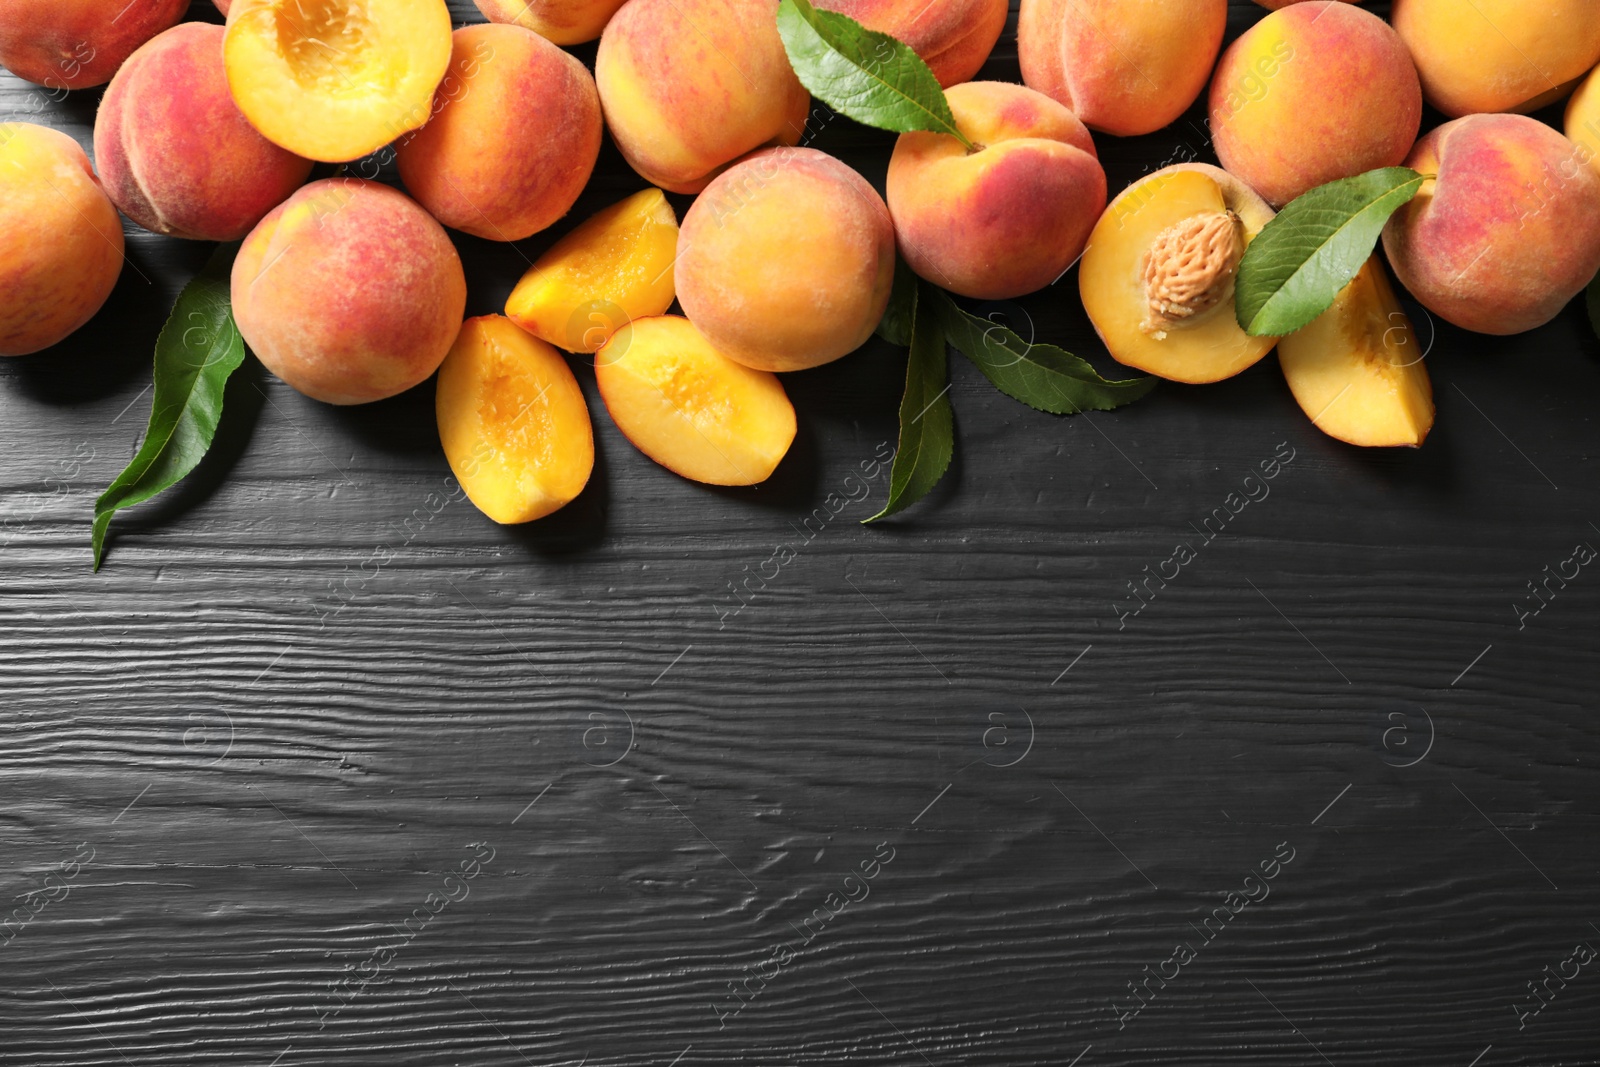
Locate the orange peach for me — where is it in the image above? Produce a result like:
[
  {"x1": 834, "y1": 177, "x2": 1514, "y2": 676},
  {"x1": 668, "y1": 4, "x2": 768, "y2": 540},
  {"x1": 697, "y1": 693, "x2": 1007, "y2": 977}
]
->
[
  {"x1": 224, "y1": 0, "x2": 453, "y2": 163},
  {"x1": 1019, "y1": 0, "x2": 1226, "y2": 137},
  {"x1": 1254, "y1": 0, "x2": 1361, "y2": 7},
  {"x1": 1391, "y1": 0, "x2": 1600, "y2": 118},
  {"x1": 232, "y1": 179, "x2": 467, "y2": 404},
  {"x1": 1209, "y1": 1, "x2": 1420, "y2": 207},
  {"x1": 214, "y1": 0, "x2": 230, "y2": 12},
  {"x1": 815, "y1": 0, "x2": 1007, "y2": 88},
  {"x1": 887, "y1": 81, "x2": 1105, "y2": 300},
  {"x1": 1382, "y1": 114, "x2": 1600, "y2": 337},
  {"x1": 474, "y1": 0, "x2": 628, "y2": 46},
  {"x1": 396, "y1": 24, "x2": 601, "y2": 242},
  {"x1": 1564, "y1": 66, "x2": 1600, "y2": 172},
  {"x1": 0, "y1": 0, "x2": 188, "y2": 89},
  {"x1": 677, "y1": 146, "x2": 896, "y2": 373},
  {"x1": 0, "y1": 123, "x2": 124, "y2": 356},
  {"x1": 94, "y1": 23, "x2": 312, "y2": 241},
  {"x1": 595, "y1": 0, "x2": 810, "y2": 194}
]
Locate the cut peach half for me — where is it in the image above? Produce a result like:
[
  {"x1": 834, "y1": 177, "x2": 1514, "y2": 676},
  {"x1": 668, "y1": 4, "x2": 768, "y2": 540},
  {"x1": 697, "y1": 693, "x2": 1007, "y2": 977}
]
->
[
  {"x1": 224, "y1": 0, "x2": 453, "y2": 163},
  {"x1": 506, "y1": 189, "x2": 679, "y2": 354},
  {"x1": 1278, "y1": 256, "x2": 1434, "y2": 448},
  {"x1": 595, "y1": 316, "x2": 795, "y2": 486},
  {"x1": 1080, "y1": 163, "x2": 1278, "y2": 384},
  {"x1": 436, "y1": 315, "x2": 595, "y2": 523}
]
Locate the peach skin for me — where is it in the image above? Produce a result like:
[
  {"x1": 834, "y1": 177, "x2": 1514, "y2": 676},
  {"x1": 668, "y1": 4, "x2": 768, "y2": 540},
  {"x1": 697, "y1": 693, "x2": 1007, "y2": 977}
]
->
[
  {"x1": 0, "y1": 123, "x2": 124, "y2": 356},
  {"x1": 0, "y1": 0, "x2": 188, "y2": 89},
  {"x1": 232, "y1": 179, "x2": 468, "y2": 404},
  {"x1": 1019, "y1": 0, "x2": 1226, "y2": 137},
  {"x1": 1564, "y1": 66, "x2": 1600, "y2": 172},
  {"x1": 815, "y1": 0, "x2": 1008, "y2": 88},
  {"x1": 396, "y1": 24, "x2": 602, "y2": 242},
  {"x1": 475, "y1": 0, "x2": 629, "y2": 45},
  {"x1": 1382, "y1": 114, "x2": 1600, "y2": 337},
  {"x1": 887, "y1": 81, "x2": 1106, "y2": 300}
]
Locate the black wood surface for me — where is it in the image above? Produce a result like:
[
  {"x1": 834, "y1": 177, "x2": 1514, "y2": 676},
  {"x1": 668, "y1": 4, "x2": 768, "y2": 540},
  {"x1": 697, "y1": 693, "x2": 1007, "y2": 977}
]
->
[{"x1": 3, "y1": 2, "x2": 1598, "y2": 1065}]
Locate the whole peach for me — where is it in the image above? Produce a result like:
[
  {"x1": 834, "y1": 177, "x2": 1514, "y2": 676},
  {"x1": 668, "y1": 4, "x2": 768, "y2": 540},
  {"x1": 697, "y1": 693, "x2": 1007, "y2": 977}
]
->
[
  {"x1": 888, "y1": 81, "x2": 1105, "y2": 300},
  {"x1": 232, "y1": 179, "x2": 467, "y2": 405},
  {"x1": 677, "y1": 147, "x2": 895, "y2": 373},
  {"x1": 475, "y1": 0, "x2": 628, "y2": 45},
  {"x1": 0, "y1": 124, "x2": 124, "y2": 356},
  {"x1": 1208, "y1": 1, "x2": 1421, "y2": 206},
  {"x1": 1382, "y1": 114, "x2": 1600, "y2": 336},
  {"x1": 1253, "y1": 0, "x2": 1361, "y2": 6},
  {"x1": 816, "y1": 0, "x2": 1007, "y2": 88},
  {"x1": 1020, "y1": 0, "x2": 1226, "y2": 137},
  {"x1": 1391, "y1": 0, "x2": 1600, "y2": 118},
  {"x1": 94, "y1": 23, "x2": 312, "y2": 241},
  {"x1": 0, "y1": 0, "x2": 188, "y2": 89},
  {"x1": 396, "y1": 24, "x2": 602, "y2": 242},
  {"x1": 595, "y1": 0, "x2": 810, "y2": 194}
]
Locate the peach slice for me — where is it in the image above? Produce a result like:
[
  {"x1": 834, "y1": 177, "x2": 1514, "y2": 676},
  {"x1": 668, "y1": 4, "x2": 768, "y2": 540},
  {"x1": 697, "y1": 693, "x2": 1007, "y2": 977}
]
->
[
  {"x1": 1278, "y1": 257, "x2": 1433, "y2": 448},
  {"x1": 224, "y1": 0, "x2": 453, "y2": 163},
  {"x1": 1079, "y1": 163, "x2": 1277, "y2": 384},
  {"x1": 436, "y1": 315, "x2": 595, "y2": 523},
  {"x1": 505, "y1": 189, "x2": 679, "y2": 354},
  {"x1": 595, "y1": 316, "x2": 795, "y2": 486}
]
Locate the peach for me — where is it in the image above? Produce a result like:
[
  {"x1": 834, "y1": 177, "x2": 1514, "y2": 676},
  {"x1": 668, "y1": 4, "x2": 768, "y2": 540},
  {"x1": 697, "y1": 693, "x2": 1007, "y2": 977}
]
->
[
  {"x1": 1566, "y1": 67, "x2": 1600, "y2": 172},
  {"x1": 1279, "y1": 256, "x2": 1434, "y2": 448},
  {"x1": 1381, "y1": 114, "x2": 1600, "y2": 337},
  {"x1": 816, "y1": 0, "x2": 1007, "y2": 88},
  {"x1": 886, "y1": 81, "x2": 1105, "y2": 300},
  {"x1": 214, "y1": 0, "x2": 230, "y2": 12},
  {"x1": 396, "y1": 24, "x2": 601, "y2": 242},
  {"x1": 1209, "y1": 2, "x2": 1420, "y2": 207},
  {"x1": 475, "y1": 0, "x2": 628, "y2": 46},
  {"x1": 677, "y1": 147, "x2": 895, "y2": 373},
  {"x1": 0, "y1": 0, "x2": 188, "y2": 89},
  {"x1": 1391, "y1": 0, "x2": 1600, "y2": 118},
  {"x1": 1019, "y1": 0, "x2": 1226, "y2": 137},
  {"x1": 1253, "y1": 0, "x2": 1362, "y2": 7},
  {"x1": 436, "y1": 315, "x2": 594, "y2": 523},
  {"x1": 94, "y1": 23, "x2": 312, "y2": 241},
  {"x1": 596, "y1": 316, "x2": 795, "y2": 485},
  {"x1": 0, "y1": 124, "x2": 124, "y2": 357},
  {"x1": 595, "y1": 0, "x2": 810, "y2": 194},
  {"x1": 224, "y1": 0, "x2": 453, "y2": 164},
  {"x1": 506, "y1": 189, "x2": 679, "y2": 354},
  {"x1": 232, "y1": 179, "x2": 467, "y2": 404},
  {"x1": 1079, "y1": 163, "x2": 1278, "y2": 384}
]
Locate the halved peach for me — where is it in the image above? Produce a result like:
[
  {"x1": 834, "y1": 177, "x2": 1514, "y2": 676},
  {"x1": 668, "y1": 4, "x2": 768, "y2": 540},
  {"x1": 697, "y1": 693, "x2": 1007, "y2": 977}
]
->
[
  {"x1": 1079, "y1": 163, "x2": 1277, "y2": 383},
  {"x1": 436, "y1": 315, "x2": 594, "y2": 523},
  {"x1": 595, "y1": 316, "x2": 795, "y2": 486},
  {"x1": 505, "y1": 189, "x2": 679, "y2": 354},
  {"x1": 1278, "y1": 256, "x2": 1433, "y2": 448},
  {"x1": 224, "y1": 0, "x2": 453, "y2": 163}
]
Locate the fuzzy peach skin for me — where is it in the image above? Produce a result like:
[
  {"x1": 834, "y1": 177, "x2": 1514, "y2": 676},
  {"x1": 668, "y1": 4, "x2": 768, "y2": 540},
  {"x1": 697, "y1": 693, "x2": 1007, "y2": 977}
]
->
[
  {"x1": 1253, "y1": 0, "x2": 1361, "y2": 7},
  {"x1": 396, "y1": 24, "x2": 601, "y2": 242},
  {"x1": 94, "y1": 24, "x2": 311, "y2": 241},
  {"x1": 816, "y1": 0, "x2": 1008, "y2": 88},
  {"x1": 1391, "y1": 0, "x2": 1600, "y2": 118},
  {"x1": 213, "y1": 0, "x2": 229, "y2": 11},
  {"x1": 677, "y1": 147, "x2": 895, "y2": 373},
  {"x1": 232, "y1": 179, "x2": 467, "y2": 404},
  {"x1": 1208, "y1": 1, "x2": 1420, "y2": 207},
  {"x1": 0, "y1": 0, "x2": 188, "y2": 89},
  {"x1": 0, "y1": 124, "x2": 124, "y2": 356},
  {"x1": 475, "y1": 0, "x2": 628, "y2": 46},
  {"x1": 1382, "y1": 115, "x2": 1600, "y2": 337},
  {"x1": 887, "y1": 81, "x2": 1105, "y2": 300},
  {"x1": 1019, "y1": 0, "x2": 1225, "y2": 138},
  {"x1": 595, "y1": 0, "x2": 810, "y2": 194},
  {"x1": 1568, "y1": 68, "x2": 1600, "y2": 172}
]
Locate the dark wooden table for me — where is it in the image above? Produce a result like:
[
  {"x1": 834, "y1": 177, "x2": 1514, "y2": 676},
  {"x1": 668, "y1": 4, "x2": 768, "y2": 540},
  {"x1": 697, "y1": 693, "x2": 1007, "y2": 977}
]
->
[{"x1": 3, "y1": 2, "x2": 1597, "y2": 1064}]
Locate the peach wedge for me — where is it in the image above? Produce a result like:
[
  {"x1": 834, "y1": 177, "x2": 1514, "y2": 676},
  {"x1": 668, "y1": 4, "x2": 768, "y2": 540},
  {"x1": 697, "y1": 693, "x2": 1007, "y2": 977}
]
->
[
  {"x1": 437, "y1": 315, "x2": 595, "y2": 523},
  {"x1": 1278, "y1": 257, "x2": 1433, "y2": 448},
  {"x1": 1079, "y1": 163, "x2": 1277, "y2": 384},
  {"x1": 505, "y1": 189, "x2": 679, "y2": 354},
  {"x1": 595, "y1": 316, "x2": 796, "y2": 486}
]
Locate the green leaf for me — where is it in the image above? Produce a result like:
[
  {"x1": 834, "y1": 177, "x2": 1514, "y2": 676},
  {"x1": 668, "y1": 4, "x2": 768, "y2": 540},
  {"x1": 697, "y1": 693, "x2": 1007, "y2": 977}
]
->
[
  {"x1": 776, "y1": 0, "x2": 973, "y2": 150},
  {"x1": 875, "y1": 256, "x2": 918, "y2": 347},
  {"x1": 935, "y1": 290, "x2": 1157, "y2": 414},
  {"x1": 1589, "y1": 273, "x2": 1600, "y2": 341},
  {"x1": 1236, "y1": 167, "x2": 1426, "y2": 337},
  {"x1": 92, "y1": 244, "x2": 247, "y2": 570},
  {"x1": 864, "y1": 281, "x2": 953, "y2": 523}
]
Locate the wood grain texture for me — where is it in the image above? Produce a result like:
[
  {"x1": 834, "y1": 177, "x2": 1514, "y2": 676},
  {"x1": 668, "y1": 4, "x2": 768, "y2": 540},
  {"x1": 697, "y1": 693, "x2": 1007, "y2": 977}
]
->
[{"x1": 3, "y1": 2, "x2": 1599, "y2": 1065}]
